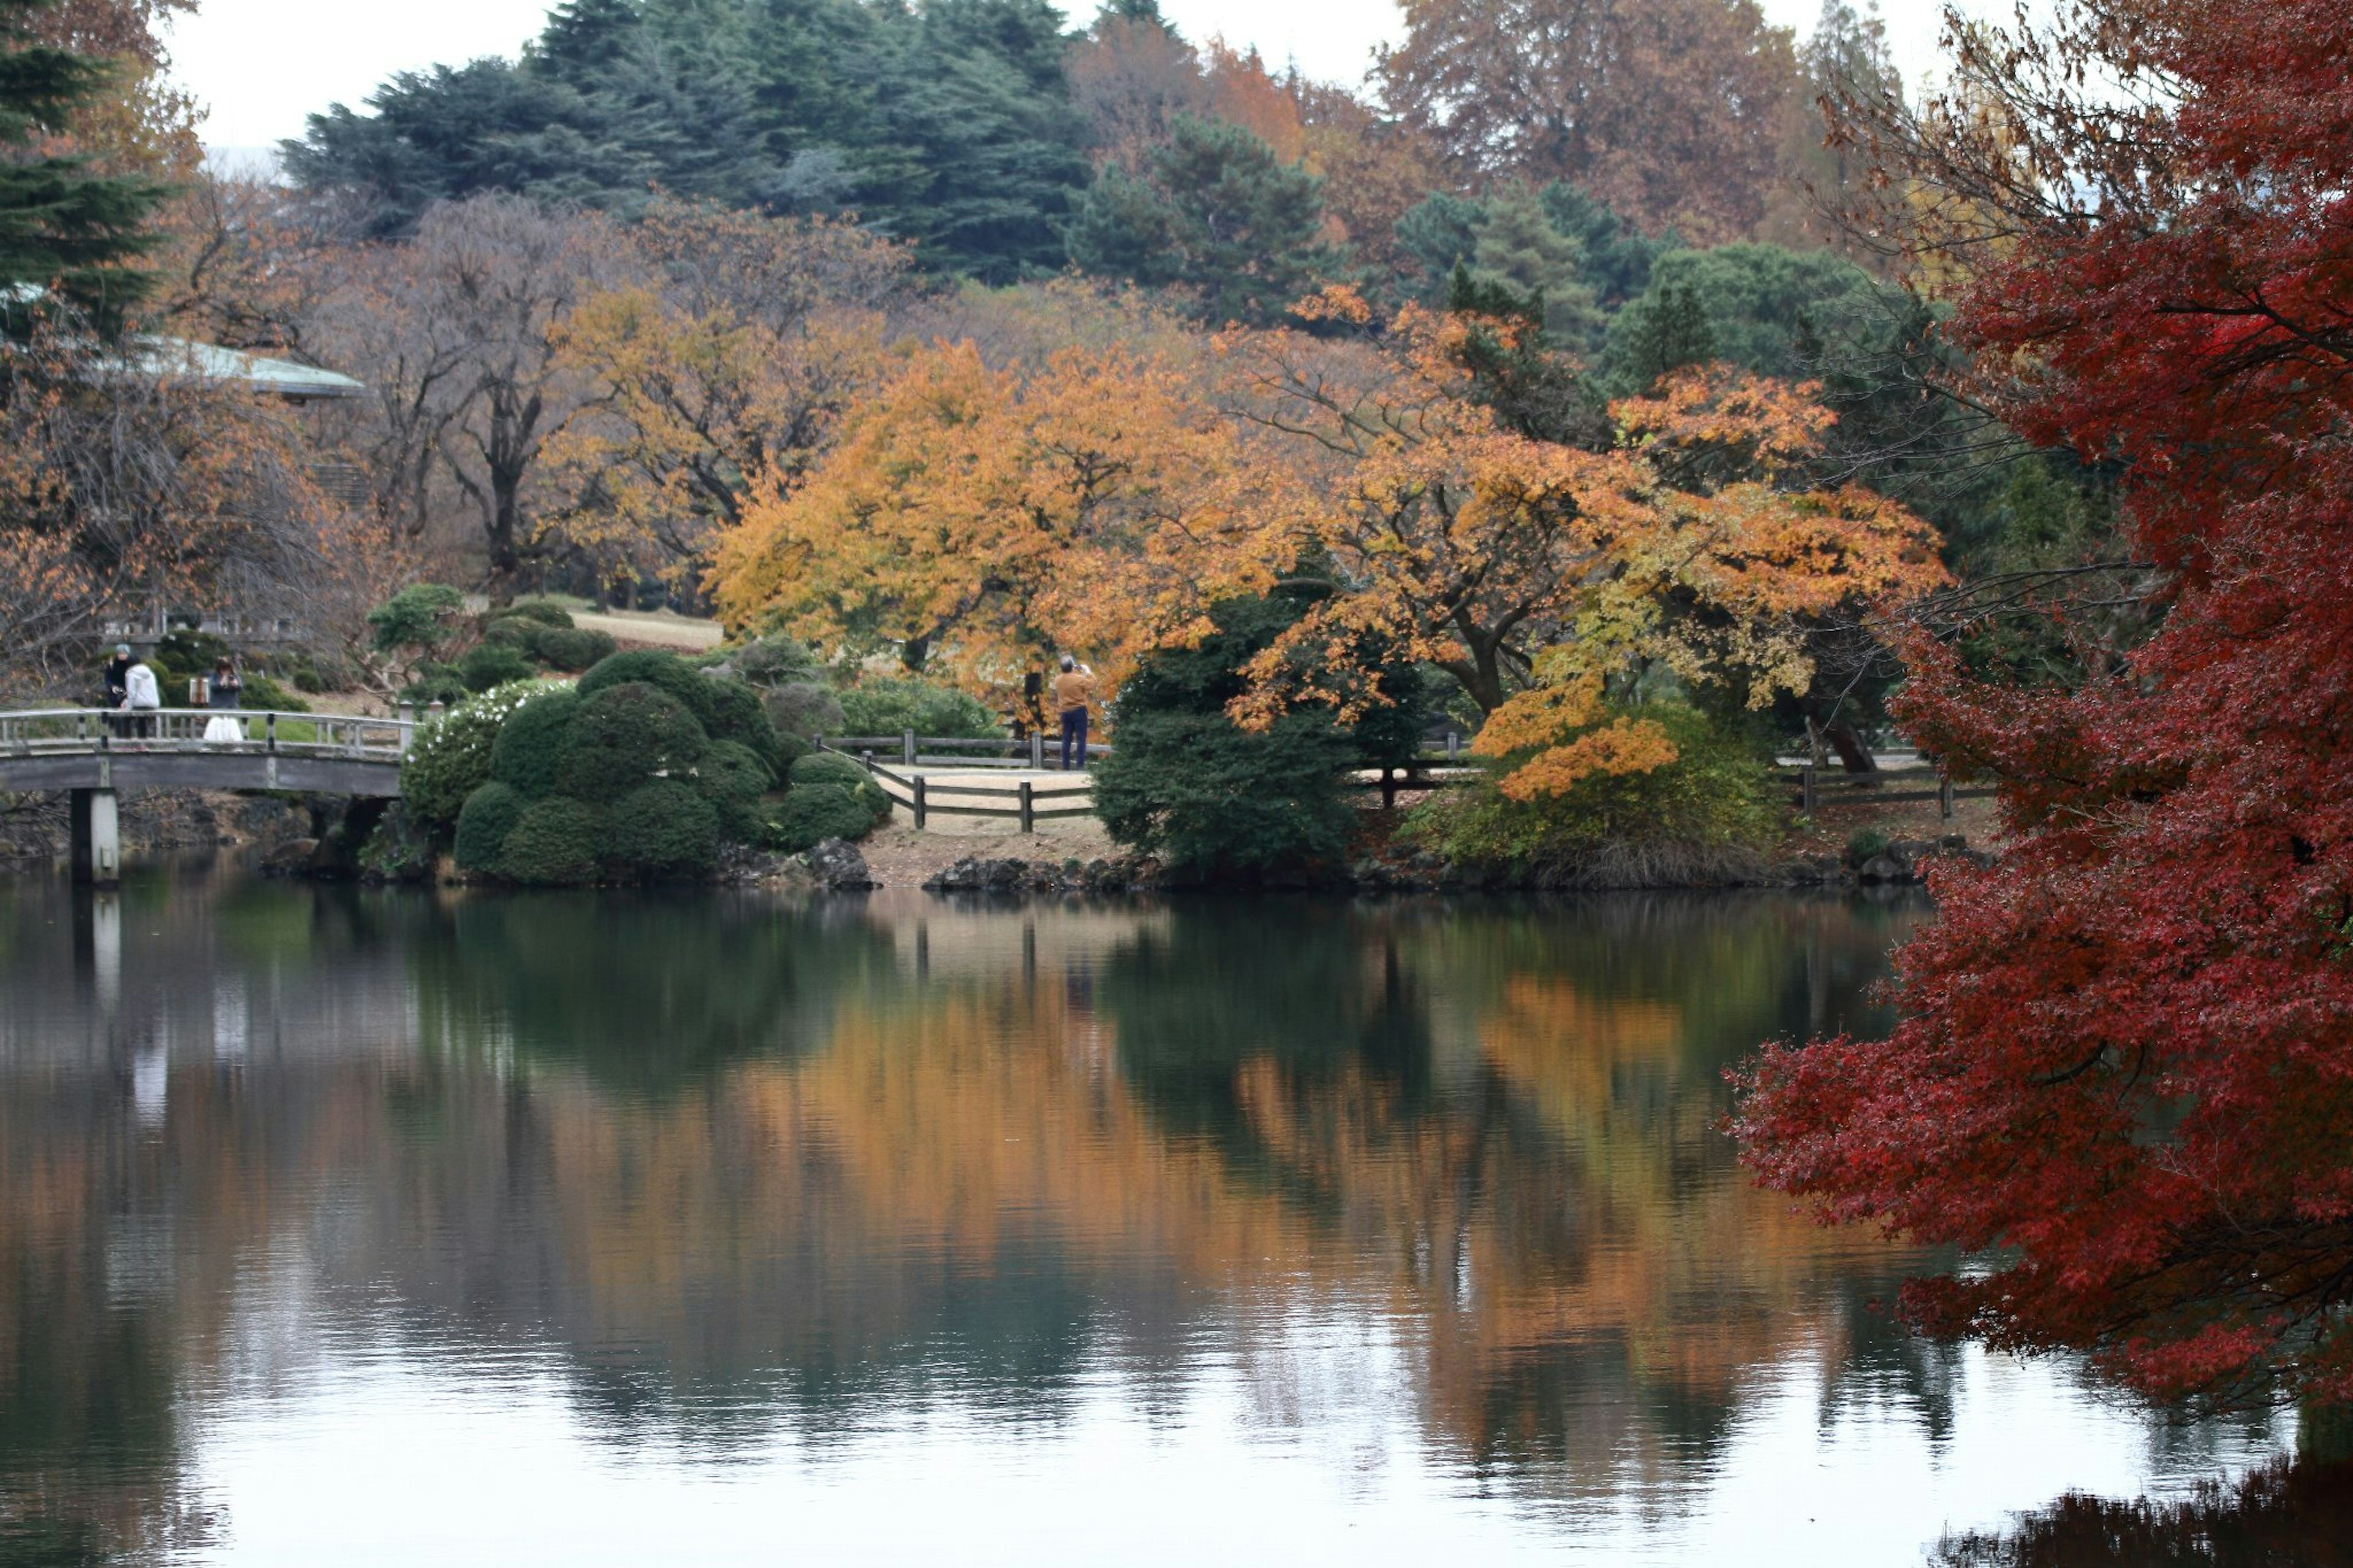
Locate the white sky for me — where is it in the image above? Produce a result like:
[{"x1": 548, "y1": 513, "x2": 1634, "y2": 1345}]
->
[{"x1": 175, "y1": 0, "x2": 1974, "y2": 156}]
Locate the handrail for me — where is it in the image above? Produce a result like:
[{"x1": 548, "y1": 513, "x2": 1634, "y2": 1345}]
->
[{"x1": 0, "y1": 707, "x2": 414, "y2": 760}]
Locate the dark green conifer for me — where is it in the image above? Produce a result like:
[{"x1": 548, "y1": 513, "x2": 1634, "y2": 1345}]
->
[{"x1": 0, "y1": 0, "x2": 168, "y2": 332}]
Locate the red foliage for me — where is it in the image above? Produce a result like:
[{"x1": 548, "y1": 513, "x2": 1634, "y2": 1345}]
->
[{"x1": 1734, "y1": 0, "x2": 2353, "y2": 1409}]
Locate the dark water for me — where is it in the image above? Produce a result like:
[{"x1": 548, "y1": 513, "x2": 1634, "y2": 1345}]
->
[{"x1": 0, "y1": 862, "x2": 2327, "y2": 1565}]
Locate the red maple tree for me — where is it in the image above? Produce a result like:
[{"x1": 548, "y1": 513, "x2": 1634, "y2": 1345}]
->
[{"x1": 1735, "y1": 0, "x2": 2353, "y2": 1409}]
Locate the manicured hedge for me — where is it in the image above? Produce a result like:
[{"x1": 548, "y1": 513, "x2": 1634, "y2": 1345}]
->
[
  {"x1": 556, "y1": 682, "x2": 708, "y2": 802},
  {"x1": 499, "y1": 798, "x2": 601, "y2": 885},
  {"x1": 604, "y1": 781, "x2": 721, "y2": 879},
  {"x1": 770, "y1": 784, "x2": 879, "y2": 853},
  {"x1": 454, "y1": 781, "x2": 525, "y2": 871},
  {"x1": 401, "y1": 680, "x2": 546, "y2": 834},
  {"x1": 489, "y1": 686, "x2": 584, "y2": 799}
]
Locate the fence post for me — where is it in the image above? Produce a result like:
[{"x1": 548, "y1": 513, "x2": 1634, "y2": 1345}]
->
[
  {"x1": 1800, "y1": 765, "x2": 1816, "y2": 814},
  {"x1": 903, "y1": 729, "x2": 916, "y2": 767},
  {"x1": 1381, "y1": 767, "x2": 1397, "y2": 811},
  {"x1": 913, "y1": 775, "x2": 928, "y2": 831},
  {"x1": 862, "y1": 749, "x2": 875, "y2": 772},
  {"x1": 265, "y1": 712, "x2": 278, "y2": 754},
  {"x1": 398, "y1": 702, "x2": 416, "y2": 755},
  {"x1": 1030, "y1": 731, "x2": 1044, "y2": 770},
  {"x1": 1446, "y1": 732, "x2": 1460, "y2": 762},
  {"x1": 1019, "y1": 780, "x2": 1034, "y2": 835},
  {"x1": 1939, "y1": 769, "x2": 1955, "y2": 822}
]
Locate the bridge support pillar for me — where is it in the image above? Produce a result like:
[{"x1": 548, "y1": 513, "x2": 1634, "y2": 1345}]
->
[{"x1": 70, "y1": 788, "x2": 121, "y2": 887}]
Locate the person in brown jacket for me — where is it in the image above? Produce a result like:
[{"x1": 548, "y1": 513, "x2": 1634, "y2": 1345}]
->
[{"x1": 1053, "y1": 653, "x2": 1095, "y2": 770}]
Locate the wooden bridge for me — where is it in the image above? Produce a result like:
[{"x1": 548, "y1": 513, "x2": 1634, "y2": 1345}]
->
[{"x1": 0, "y1": 708, "x2": 414, "y2": 885}]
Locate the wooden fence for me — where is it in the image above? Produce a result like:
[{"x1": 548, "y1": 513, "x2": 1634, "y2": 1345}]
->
[
  {"x1": 1782, "y1": 763, "x2": 1996, "y2": 820},
  {"x1": 825, "y1": 733, "x2": 1113, "y2": 770},
  {"x1": 822, "y1": 743, "x2": 1095, "y2": 832}
]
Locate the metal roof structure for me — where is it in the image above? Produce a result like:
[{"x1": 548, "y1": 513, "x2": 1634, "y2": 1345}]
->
[{"x1": 124, "y1": 338, "x2": 366, "y2": 401}]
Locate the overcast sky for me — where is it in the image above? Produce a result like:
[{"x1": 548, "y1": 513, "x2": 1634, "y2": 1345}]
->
[{"x1": 175, "y1": 0, "x2": 1972, "y2": 155}]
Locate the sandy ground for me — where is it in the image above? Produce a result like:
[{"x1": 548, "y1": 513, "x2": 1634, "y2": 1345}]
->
[
  {"x1": 570, "y1": 608, "x2": 726, "y2": 651},
  {"x1": 856, "y1": 766, "x2": 1113, "y2": 886}
]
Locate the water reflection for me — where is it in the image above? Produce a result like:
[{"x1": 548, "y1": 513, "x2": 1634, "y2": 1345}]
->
[{"x1": 0, "y1": 864, "x2": 2314, "y2": 1563}]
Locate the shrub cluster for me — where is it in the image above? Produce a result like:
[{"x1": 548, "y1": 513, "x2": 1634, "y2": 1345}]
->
[
  {"x1": 386, "y1": 644, "x2": 896, "y2": 884},
  {"x1": 449, "y1": 650, "x2": 789, "y2": 884},
  {"x1": 392, "y1": 596, "x2": 619, "y2": 705},
  {"x1": 836, "y1": 676, "x2": 1003, "y2": 740},
  {"x1": 1404, "y1": 702, "x2": 1783, "y2": 886}
]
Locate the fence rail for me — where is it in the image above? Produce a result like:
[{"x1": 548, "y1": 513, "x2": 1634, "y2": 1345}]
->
[
  {"x1": 0, "y1": 707, "x2": 414, "y2": 761},
  {"x1": 819, "y1": 741, "x2": 1094, "y2": 832},
  {"x1": 825, "y1": 732, "x2": 1114, "y2": 770},
  {"x1": 1780, "y1": 763, "x2": 1995, "y2": 819}
]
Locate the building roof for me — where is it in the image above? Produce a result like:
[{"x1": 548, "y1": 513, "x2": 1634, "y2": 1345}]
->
[{"x1": 126, "y1": 338, "x2": 366, "y2": 401}]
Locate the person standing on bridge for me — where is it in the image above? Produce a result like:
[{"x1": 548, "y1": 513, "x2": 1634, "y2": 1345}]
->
[
  {"x1": 102, "y1": 645, "x2": 132, "y2": 735},
  {"x1": 203, "y1": 659, "x2": 245, "y2": 743},
  {"x1": 1053, "y1": 653, "x2": 1095, "y2": 771},
  {"x1": 119, "y1": 653, "x2": 160, "y2": 741}
]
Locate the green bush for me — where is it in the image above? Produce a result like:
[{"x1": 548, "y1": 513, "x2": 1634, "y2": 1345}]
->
[
  {"x1": 836, "y1": 676, "x2": 1003, "y2": 740},
  {"x1": 500, "y1": 599, "x2": 575, "y2": 629},
  {"x1": 401, "y1": 680, "x2": 547, "y2": 834},
  {"x1": 238, "y1": 673, "x2": 309, "y2": 713},
  {"x1": 458, "y1": 640, "x2": 537, "y2": 692},
  {"x1": 788, "y1": 751, "x2": 892, "y2": 822},
  {"x1": 1405, "y1": 703, "x2": 1783, "y2": 884},
  {"x1": 578, "y1": 648, "x2": 711, "y2": 716},
  {"x1": 454, "y1": 781, "x2": 526, "y2": 871},
  {"x1": 763, "y1": 680, "x2": 843, "y2": 740},
  {"x1": 369, "y1": 583, "x2": 466, "y2": 656},
  {"x1": 1847, "y1": 827, "x2": 1892, "y2": 867},
  {"x1": 1093, "y1": 590, "x2": 1416, "y2": 879},
  {"x1": 604, "y1": 781, "x2": 721, "y2": 879},
  {"x1": 728, "y1": 635, "x2": 824, "y2": 689},
  {"x1": 499, "y1": 798, "x2": 601, "y2": 885},
  {"x1": 556, "y1": 681, "x2": 709, "y2": 803},
  {"x1": 398, "y1": 667, "x2": 470, "y2": 708},
  {"x1": 488, "y1": 685, "x2": 585, "y2": 799},
  {"x1": 701, "y1": 740, "x2": 773, "y2": 841},
  {"x1": 770, "y1": 782, "x2": 881, "y2": 852},
  {"x1": 531, "y1": 626, "x2": 615, "y2": 672}
]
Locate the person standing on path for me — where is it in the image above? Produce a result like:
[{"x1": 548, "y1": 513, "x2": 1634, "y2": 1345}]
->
[{"x1": 1053, "y1": 654, "x2": 1095, "y2": 771}]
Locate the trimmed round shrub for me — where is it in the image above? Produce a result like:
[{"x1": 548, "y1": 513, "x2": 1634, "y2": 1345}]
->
[
  {"x1": 489, "y1": 685, "x2": 584, "y2": 800},
  {"x1": 697, "y1": 675, "x2": 779, "y2": 755},
  {"x1": 789, "y1": 751, "x2": 872, "y2": 791},
  {"x1": 458, "y1": 640, "x2": 536, "y2": 693},
  {"x1": 604, "y1": 781, "x2": 721, "y2": 879},
  {"x1": 454, "y1": 781, "x2": 525, "y2": 871},
  {"x1": 481, "y1": 617, "x2": 536, "y2": 649},
  {"x1": 398, "y1": 668, "x2": 469, "y2": 708},
  {"x1": 501, "y1": 599, "x2": 575, "y2": 629},
  {"x1": 701, "y1": 739, "x2": 773, "y2": 843},
  {"x1": 556, "y1": 681, "x2": 709, "y2": 803},
  {"x1": 762, "y1": 681, "x2": 843, "y2": 741},
  {"x1": 578, "y1": 649, "x2": 710, "y2": 718},
  {"x1": 401, "y1": 679, "x2": 546, "y2": 834},
  {"x1": 770, "y1": 783, "x2": 880, "y2": 853},
  {"x1": 498, "y1": 798, "x2": 601, "y2": 885},
  {"x1": 532, "y1": 626, "x2": 616, "y2": 672}
]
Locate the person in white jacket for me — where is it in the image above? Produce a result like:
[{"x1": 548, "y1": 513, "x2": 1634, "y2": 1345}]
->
[{"x1": 121, "y1": 656, "x2": 161, "y2": 740}]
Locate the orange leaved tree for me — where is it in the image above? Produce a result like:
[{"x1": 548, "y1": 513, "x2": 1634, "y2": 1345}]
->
[
  {"x1": 707, "y1": 333, "x2": 1278, "y2": 702},
  {"x1": 1219, "y1": 292, "x2": 1945, "y2": 798}
]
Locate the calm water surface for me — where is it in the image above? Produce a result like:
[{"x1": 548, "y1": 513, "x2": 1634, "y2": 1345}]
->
[{"x1": 0, "y1": 862, "x2": 2312, "y2": 1564}]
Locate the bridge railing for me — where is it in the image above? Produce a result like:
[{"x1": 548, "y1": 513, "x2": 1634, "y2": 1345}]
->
[{"x1": 0, "y1": 708, "x2": 415, "y2": 762}]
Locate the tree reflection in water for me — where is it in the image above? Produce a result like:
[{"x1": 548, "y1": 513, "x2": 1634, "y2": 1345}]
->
[
  {"x1": 0, "y1": 865, "x2": 2330, "y2": 1561},
  {"x1": 1933, "y1": 1453, "x2": 2353, "y2": 1567}
]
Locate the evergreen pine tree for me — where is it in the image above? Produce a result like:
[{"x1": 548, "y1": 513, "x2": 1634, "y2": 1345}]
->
[{"x1": 0, "y1": 0, "x2": 167, "y2": 331}]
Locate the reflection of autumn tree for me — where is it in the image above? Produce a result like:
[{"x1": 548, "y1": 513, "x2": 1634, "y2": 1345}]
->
[{"x1": 0, "y1": 882, "x2": 1941, "y2": 1513}]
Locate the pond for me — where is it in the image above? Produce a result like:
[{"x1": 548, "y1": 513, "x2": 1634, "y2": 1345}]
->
[{"x1": 0, "y1": 862, "x2": 2326, "y2": 1564}]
